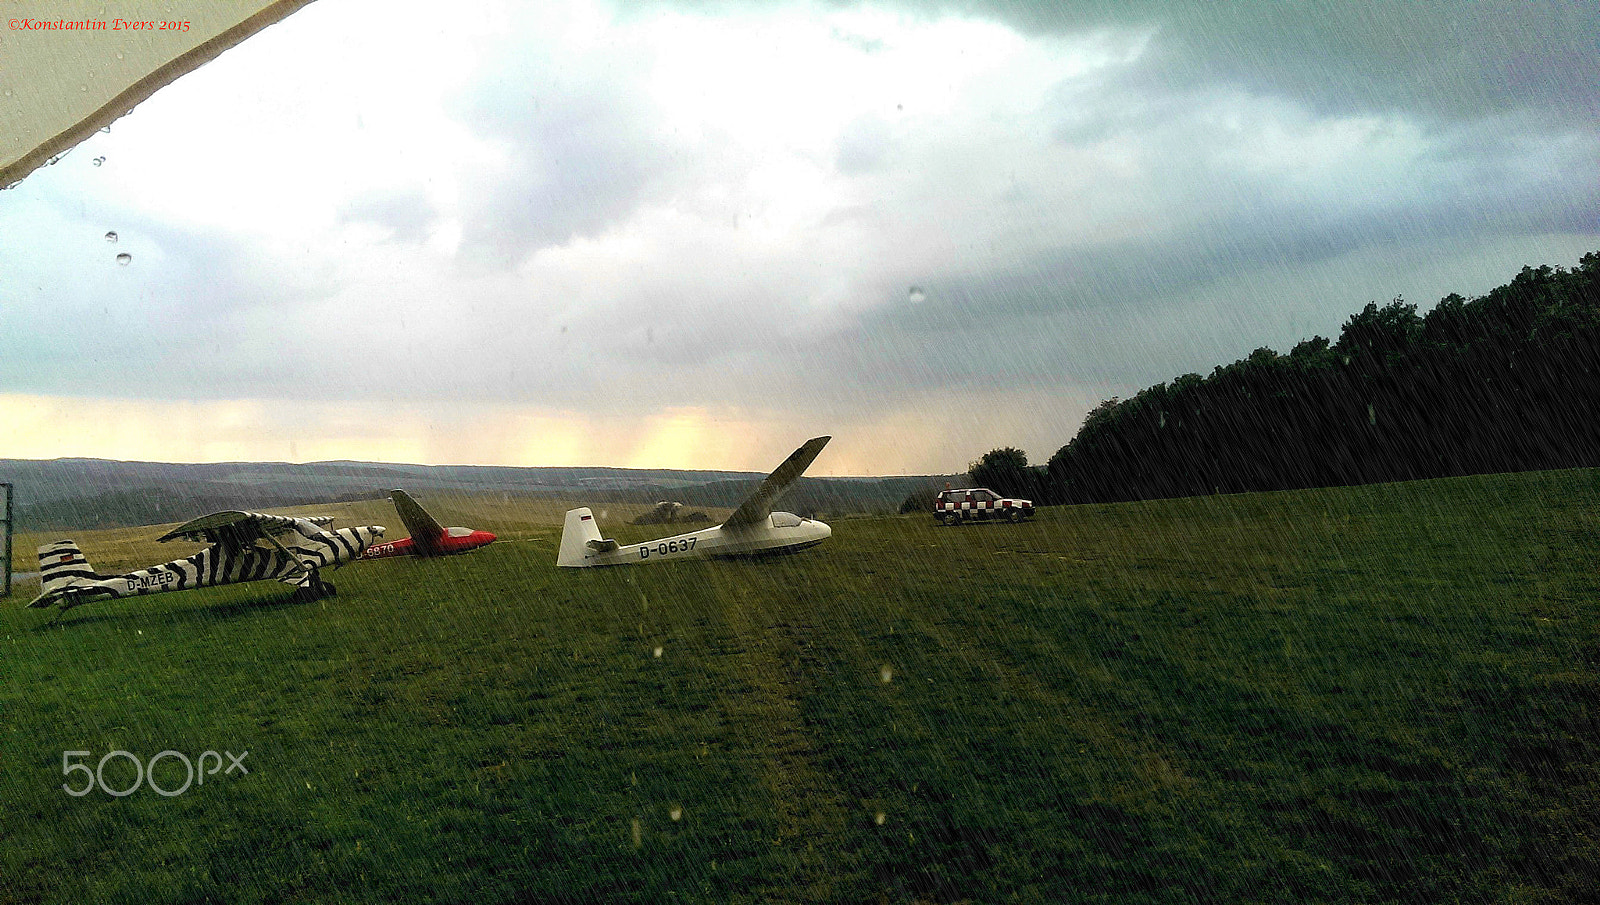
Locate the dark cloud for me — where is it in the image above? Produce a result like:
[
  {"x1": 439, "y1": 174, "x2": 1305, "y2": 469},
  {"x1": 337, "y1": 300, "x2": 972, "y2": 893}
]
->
[
  {"x1": 338, "y1": 189, "x2": 439, "y2": 243},
  {"x1": 835, "y1": 114, "x2": 894, "y2": 174},
  {"x1": 451, "y1": 46, "x2": 684, "y2": 268},
  {"x1": 0, "y1": 170, "x2": 349, "y2": 401},
  {"x1": 904, "y1": 0, "x2": 1600, "y2": 125},
  {"x1": 846, "y1": 168, "x2": 1600, "y2": 337},
  {"x1": 9, "y1": 0, "x2": 1599, "y2": 459}
]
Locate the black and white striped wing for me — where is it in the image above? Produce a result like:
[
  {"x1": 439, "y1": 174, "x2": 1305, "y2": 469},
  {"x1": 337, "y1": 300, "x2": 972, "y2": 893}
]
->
[
  {"x1": 157, "y1": 511, "x2": 333, "y2": 545},
  {"x1": 156, "y1": 512, "x2": 330, "y2": 581}
]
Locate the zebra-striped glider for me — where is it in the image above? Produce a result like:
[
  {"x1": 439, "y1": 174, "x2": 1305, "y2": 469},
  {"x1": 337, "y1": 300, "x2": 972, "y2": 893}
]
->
[{"x1": 25, "y1": 511, "x2": 385, "y2": 612}]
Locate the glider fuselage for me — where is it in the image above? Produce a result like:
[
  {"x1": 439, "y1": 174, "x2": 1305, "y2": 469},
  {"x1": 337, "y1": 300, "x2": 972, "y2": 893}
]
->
[
  {"x1": 563, "y1": 511, "x2": 831, "y2": 568},
  {"x1": 360, "y1": 528, "x2": 496, "y2": 560}
]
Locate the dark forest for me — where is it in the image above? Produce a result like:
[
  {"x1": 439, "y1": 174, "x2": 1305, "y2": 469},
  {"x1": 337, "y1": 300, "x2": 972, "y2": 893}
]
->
[{"x1": 971, "y1": 252, "x2": 1600, "y2": 504}]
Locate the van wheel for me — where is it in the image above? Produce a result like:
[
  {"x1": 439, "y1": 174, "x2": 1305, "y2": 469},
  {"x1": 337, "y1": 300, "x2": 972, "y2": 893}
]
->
[{"x1": 941, "y1": 512, "x2": 961, "y2": 526}]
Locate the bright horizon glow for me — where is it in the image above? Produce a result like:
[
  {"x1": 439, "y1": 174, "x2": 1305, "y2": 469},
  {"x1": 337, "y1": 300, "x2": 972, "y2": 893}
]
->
[{"x1": 0, "y1": 391, "x2": 1088, "y2": 475}]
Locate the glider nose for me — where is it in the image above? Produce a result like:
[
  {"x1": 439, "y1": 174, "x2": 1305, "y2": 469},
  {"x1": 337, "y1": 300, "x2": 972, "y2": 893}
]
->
[
  {"x1": 817, "y1": 520, "x2": 832, "y2": 540},
  {"x1": 477, "y1": 530, "x2": 497, "y2": 546}
]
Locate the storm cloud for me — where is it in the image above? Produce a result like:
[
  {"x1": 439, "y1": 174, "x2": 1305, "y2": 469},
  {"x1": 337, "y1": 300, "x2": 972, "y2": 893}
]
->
[{"x1": 2, "y1": 0, "x2": 1595, "y2": 473}]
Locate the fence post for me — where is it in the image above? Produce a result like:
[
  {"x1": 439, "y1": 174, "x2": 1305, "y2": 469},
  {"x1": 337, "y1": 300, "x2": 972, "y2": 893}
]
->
[{"x1": 2, "y1": 483, "x2": 12, "y2": 599}]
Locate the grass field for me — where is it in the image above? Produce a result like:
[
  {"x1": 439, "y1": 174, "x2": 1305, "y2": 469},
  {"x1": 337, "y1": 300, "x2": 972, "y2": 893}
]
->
[{"x1": 2, "y1": 471, "x2": 1597, "y2": 903}]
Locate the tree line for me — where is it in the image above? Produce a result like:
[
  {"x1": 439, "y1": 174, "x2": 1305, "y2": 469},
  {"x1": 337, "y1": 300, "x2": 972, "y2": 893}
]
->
[{"x1": 966, "y1": 251, "x2": 1600, "y2": 505}]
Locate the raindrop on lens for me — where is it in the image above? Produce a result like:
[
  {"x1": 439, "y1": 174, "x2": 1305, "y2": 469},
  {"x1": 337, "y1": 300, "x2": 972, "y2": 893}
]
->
[
  {"x1": 93, "y1": 157, "x2": 105, "y2": 167},
  {"x1": 908, "y1": 286, "x2": 926, "y2": 304},
  {"x1": 104, "y1": 230, "x2": 117, "y2": 243},
  {"x1": 875, "y1": 812, "x2": 887, "y2": 825},
  {"x1": 880, "y1": 665, "x2": 893, "y2": 683},
  {"x1": 116, "y1": 252, "x2": 131, "y2": 266},
  {"x1": 669, "y1": 806, "x2": 682, "y2": 822},
  {"x1": 653, "y1": 646, "x2": 663, "y2": 658}
]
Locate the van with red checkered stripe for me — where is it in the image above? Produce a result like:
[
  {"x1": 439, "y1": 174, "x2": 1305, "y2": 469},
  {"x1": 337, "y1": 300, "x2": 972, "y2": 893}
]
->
[{"x1": 934, "y1": 488, "x2": 1035, "y2": 525}]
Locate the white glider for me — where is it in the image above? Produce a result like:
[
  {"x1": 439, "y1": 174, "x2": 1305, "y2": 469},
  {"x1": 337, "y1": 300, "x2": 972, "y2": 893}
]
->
[{"x1": 558, "y1": 437, "x2": 833, "y2": 567}]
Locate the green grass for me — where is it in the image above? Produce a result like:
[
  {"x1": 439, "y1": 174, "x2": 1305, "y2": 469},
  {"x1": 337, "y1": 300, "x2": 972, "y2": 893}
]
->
[{"x1": 2, "y1": 470, "x2": 1597, "y2": 903}]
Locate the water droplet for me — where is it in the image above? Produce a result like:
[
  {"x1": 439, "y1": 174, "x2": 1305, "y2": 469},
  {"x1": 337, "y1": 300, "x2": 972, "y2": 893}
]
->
[
  {"x1": 653, "y1": 646, "x2": 663, "y2": 658},
  {"x1": 115, "y1": 253, "x2": 131, "y2": 266},
  {"x1": 104, "y1": 230, "x2": 117, "y2": 243},
  {"x1": 669, "y1": 806, "x2": 682, "y2": 822},
  {"x1": 631, "y1": 818, "x2": 642, "y2": 847},
  {"x1": 908, "y1": 286, "x2": 926, "y2": 304},
  {"x1": 116, "y1": 52, "x2": 125, "y2": 60},
  {"x1": 875, "y1": 811, "x2": 887, "y2": 825},
  {"x1": 880, "y1": 665, "x2": 893, "y2": 683},
  {"x1": 92, "y1": 156, "x2": 105, "y2": 167}
]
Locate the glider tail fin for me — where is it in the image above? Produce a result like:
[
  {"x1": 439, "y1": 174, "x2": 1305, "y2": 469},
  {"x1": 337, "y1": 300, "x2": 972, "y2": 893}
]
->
[
  {"x1": 389, "y1": 490, "x2": 446, "y2": 554},
  {"x1": 28, "y1": 540, "x2": 100, "y2": 608},
  {"x1": 558, "y1": 508, "x2": 603, "y2": 568}
]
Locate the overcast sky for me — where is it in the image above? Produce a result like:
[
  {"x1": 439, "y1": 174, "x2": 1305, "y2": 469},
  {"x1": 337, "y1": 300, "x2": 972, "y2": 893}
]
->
[{"x1": 2, "y1": 0, "x2": 1596, "y2": 474}]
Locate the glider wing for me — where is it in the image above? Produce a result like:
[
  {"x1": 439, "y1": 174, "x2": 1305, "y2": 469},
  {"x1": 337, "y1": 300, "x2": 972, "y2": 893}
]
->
[{"x1": 722, "y1": 436, "x2": 830, "y2": 529}]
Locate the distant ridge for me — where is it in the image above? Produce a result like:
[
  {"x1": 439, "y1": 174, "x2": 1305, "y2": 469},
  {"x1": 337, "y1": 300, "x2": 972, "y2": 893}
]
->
[{"x1": 0, "y1": 458, "x2": 958, "y2": 531}]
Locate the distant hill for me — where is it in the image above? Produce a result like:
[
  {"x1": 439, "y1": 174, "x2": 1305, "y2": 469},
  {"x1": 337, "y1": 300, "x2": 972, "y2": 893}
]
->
[{"x1": 0, "y1": 458, "x2": 957, "y2": 530}]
